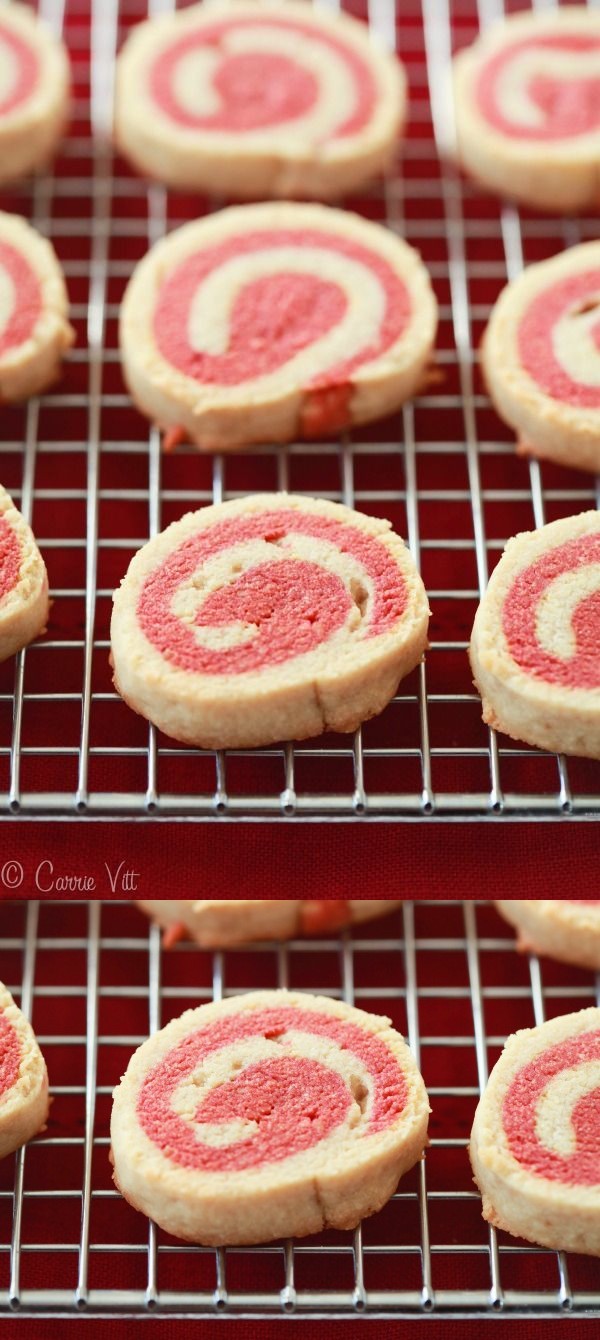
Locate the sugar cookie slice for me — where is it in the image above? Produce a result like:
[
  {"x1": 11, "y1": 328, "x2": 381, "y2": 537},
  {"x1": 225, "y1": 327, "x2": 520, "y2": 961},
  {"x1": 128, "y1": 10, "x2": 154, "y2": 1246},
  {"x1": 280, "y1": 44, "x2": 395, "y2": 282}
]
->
[
  {"x1": 0, "y1": 211, "x2": 73, "y2": 402},
  {"x1": 483, "y1": 243, "x2": 600, "y2": 475},
  {"x1": 114, "y1": 0, "x2": 405, "y2": 200},
  {"x1": 0, "y1": 484, "x2": 48, "y2": 662},
  {"x1": 469, "y1": 510, "x2": 600, "y2": 759},
  {"x1": 111, "y1": 493, "x2": 429, "y2": 749},
  {"x1": 0, "y1": 981, "x2": 49, "y2": 1160},
  {"x1": 111, "y1": 989, "x2": 430, "y2": 1245},
  {"x1": 136, "y1": 899, "x2": 402, "y2": 948},
  {"x1": 496, "y1": 900, "x2": 600, "y2": 972},
  {"x1": 453, "y1": 8, "x2": 600, "y2": 213},
  {"x1": 0, "y1": 3, "x2": 70, "y2": 184},
  {"x1": 119, "y1": 201, "x2": 437, "y2": 452},
  {"x1": 470, "y1": 1008, "x2": 600, "y2": 1256}
]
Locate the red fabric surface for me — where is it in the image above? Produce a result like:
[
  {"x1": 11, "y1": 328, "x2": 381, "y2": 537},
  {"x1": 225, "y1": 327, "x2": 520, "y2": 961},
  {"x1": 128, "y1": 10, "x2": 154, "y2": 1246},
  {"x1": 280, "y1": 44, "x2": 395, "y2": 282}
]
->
[{"x1": 0, "y1": 820, "x2": 597, "y2": 899}]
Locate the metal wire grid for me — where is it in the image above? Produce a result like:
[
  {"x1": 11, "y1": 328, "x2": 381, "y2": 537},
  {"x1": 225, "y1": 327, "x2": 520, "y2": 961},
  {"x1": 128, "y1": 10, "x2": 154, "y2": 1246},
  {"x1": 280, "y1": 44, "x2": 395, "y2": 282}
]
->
[
  {"x1": 0, "y1": 0, "x2": 599, "y2": 820},
  {"x1": 1, "y1": 898, "x2": 600, "y2": 1319}
]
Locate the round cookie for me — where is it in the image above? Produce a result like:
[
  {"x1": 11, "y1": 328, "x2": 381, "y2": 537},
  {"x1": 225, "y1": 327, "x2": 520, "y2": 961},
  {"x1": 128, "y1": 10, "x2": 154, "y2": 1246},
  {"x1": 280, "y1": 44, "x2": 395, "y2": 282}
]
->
[
  {"x1": 470, "y1": 1008, "x2": 600, "y2": 1257},
  {"x1": 110, "y1": 493, "x2": 430, "y2": 749},
  {"x1": 483, "y1": 243, "x2": 600, "y2": 475},
  {"x1": 111, "y1": 989, "x2": 430, "y2": 1245},
  {"x1": 453, "y1": 8, "x2": 600, "y2": 213},
  {"x1": 119, "y1": 201, "x2": 437, "y2": 452},
  {"x1": 0, "y1": 211, "x2": 73, "y2": 402},
  {"x1": 0, "y1": 981, "x2": 49, "y2": 1160},
  {"x1": 137, "y1": 899, "x2": 402, "y2": 948},
  {"x1": 114, "y1": 0, "x2": 405, "y2": 200},
  {"x1": 0, "y1": 3, "x2": 70, "y2": 185},
  {"x1": 0, "y1": 484, "x2": 49, "y2": 662},
  {"x1": 469, "y1": 510, "x2": 600, "y2": 759},
  {"x1": 496, "y1": 900, "x2": 600, "y2": 972}
]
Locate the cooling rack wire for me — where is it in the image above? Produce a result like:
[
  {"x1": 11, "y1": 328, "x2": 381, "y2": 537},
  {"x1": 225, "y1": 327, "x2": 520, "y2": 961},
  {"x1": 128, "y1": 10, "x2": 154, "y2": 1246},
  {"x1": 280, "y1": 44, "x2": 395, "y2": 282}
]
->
[
  {"x1": 0, "y1": 0, "x2": 599, "y2": 821},
  {"x1": 1, "y1": 898, "x2": 600, "y2": 1319}
]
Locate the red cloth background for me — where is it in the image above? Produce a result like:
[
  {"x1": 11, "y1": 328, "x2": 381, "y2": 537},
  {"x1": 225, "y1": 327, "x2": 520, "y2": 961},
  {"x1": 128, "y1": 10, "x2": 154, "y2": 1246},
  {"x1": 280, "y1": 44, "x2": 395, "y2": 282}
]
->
[{"x1": 1, "y1": 821, "x2": 597, "y2": 899}]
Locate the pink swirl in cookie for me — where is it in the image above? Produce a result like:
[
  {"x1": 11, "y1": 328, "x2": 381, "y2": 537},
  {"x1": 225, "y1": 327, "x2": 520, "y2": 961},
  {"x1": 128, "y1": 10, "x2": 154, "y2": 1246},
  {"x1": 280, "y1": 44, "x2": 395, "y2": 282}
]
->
[
  {"x1": 0, "y1": 1009, "x2": 21, "y2": 1100},
  {"x1": 0, "y1": 512, "x2": 21, "y2": 604},
  {"x1": 137, "y1": 509, "x2": 408, "y2": 674},
  {"x1": 503, "y1": 1029, "x2": 600, "y2": 1185},
  {"x1": 518, "y1": 269, "x2": 600, "y2": 410},
  {"x1": 149, "y1": 14, "x2": 375, "y2": 138},
  {"x1": 502, "y1": 532, "x2": 600, "y2": 689},
  {"x1": 0, "y1": 21, "x2": 39, "y2": 118},
  {"x1": 137, "y1": 1006, "x2": 406, "y2": 1171},
  {"x1": 153, "y1": 229, "x2": 410, "y2": 392},
  {"x1": 0, "y1": 241, "x2": 42, "y2": 358},
  {"x1": 476, "y1": 34, "x2": 600, "y2": 141}
]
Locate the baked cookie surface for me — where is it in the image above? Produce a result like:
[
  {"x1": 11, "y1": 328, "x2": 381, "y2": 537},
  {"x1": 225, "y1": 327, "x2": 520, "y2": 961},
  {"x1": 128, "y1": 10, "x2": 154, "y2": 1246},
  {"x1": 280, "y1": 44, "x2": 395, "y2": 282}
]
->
[
  {"x1": 483, "y1": 242, "x2": 600, "y2": 475},
  {"x1": 469, "y1": 510, "x2": 600, "y2": 759},
  {"x1": 496, "y1": 900, "x2": 600, "y2": 971},
  {"x1": 0, "y1": 211, "x2": 73, "y2": 402},
  {"x1": 453, "y1": 8, "x2": 600, "y2": 212},
  {"x1": 119, "y1": 201, "x2": 437, "y2": 452},
  {"x1": 0, "y1": 483, "x2": 49, "y2": 662},
  {"x1": 114, "y1": 0, "x2": 405, "y2": 199},
  {"x1": 137, "y1": 899, "x2": 402, "y2": 948},
  {"x1": 111, "y1": 493, "x2": 429, "y2": 749},
  {"x1": 0, "y1": 981, "x2": 49, "y2": 1160},
  {"x1": 470, "y1": 1008, "x2": 600, "y2": 1256},
  {"x1": 0, "y1": 2, "x2": 70, "y2": 184},
  {"x1": 111, "y1": 989, "x2": 430, "y2": 1245}
]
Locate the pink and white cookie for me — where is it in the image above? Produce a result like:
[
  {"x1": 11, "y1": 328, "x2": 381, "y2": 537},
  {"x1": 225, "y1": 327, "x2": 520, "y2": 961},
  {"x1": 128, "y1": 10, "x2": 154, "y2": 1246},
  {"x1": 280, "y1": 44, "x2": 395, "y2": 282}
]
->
[
  {"x1": 469, "y1": 510, "x2": 600, "y2": 759},
  {"x1": 496, "y1": 900, "x2": 600, "y2": 972},
  {"x1": 0, "y1": 484, "x2": 48, "y2": 662},
  {"x1": 0, "y1": 211, "x2": 73, "y2": 402},
  {"x1": 470, "y1": 1008, "x2": 600, "y2": 1256},
  {"x1": 0, "y1": 981, "x2": 49, "y2": 1160},
  {"x1": 110, "y1": 493, "x2": 429, "y2": 749},
  {"x1": 136, "y1": 899, "x2": 402, "y2": 949},
  {"x1": 111, "y1": 989, "x2": 430, "y2": 1245},
  {"x1": 119, "y1": 201, "x2": 437, "y2": 452},
  {"x1": 483, "y1": 243, "x2": 600, "y2": 475},
  {"x1": 0, "y1": 3, "x2": 70, "y2": 185},
  {"x1": 114, "y1": 0, "x2": 405, "y2": 200},
  {"x1": 453, "y1": 8, "x2": 600, "y2": 213}
]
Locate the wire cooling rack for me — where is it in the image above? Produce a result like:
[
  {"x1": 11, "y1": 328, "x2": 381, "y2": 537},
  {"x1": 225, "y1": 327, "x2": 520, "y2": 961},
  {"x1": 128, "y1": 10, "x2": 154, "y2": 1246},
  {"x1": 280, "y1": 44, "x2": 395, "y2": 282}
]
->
[
  {"x1": 0, "y1": 0, "x2": 599, "y2": 822},
  {"x1": 0, "y1": 898, "x2": 599, "y2": 1319}
]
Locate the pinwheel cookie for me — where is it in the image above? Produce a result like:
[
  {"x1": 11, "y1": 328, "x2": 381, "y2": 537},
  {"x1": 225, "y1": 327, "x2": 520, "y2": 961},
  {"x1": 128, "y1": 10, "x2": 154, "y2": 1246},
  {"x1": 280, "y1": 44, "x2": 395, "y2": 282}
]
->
[
  {"x1": 0, "y1": 982, "x2": 49, "y2": 1160},
  {"x1": 137, "y1": 899, "x2": 402, "y2": 948},
  {"x1": 483, "y1": 243, "x2": 600, "y2": 475},
  {"x1": 469, "y1": 511, "x2": 600, "y2": 759},
  {"x1": 470, "y1": 1008, "x2": 600, "y2": 1256},
  {"x1": 496, "y1": 900, "x2": 600, "y2": 972},
  {"x1": 119, "y1": 202, "x2": 437, "y2": 452},
  {"x1": 111, "y1": 493, "x2": 429, "y2": 749},
  {"x1": 114, "y1": 0, "x2": 405, "y2": 199},
  {"x1": 111, "y1": 990, "x2": 430, "y2": 1245},
  {"x1": 0, "y1": 3, "x2": 69, "y2": 185},
  {"x1": 453, "y1": 8, "x2": 600, "y2": 212},
  {"x1": 0, "y1": 211, "x2": 73, "y2": 402},
  {"x1": 0, "y1": 484, "x2": 48, "y2": 662}
]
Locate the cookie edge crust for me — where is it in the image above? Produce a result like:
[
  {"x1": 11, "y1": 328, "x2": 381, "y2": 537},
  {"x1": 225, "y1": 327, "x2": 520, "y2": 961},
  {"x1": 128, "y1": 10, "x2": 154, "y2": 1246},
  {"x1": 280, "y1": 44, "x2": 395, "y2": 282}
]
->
[
  {"x1": 118, "y1": 201, "x2": 438, "y2": 451},
  {"x1": 0, "y1": 981, "x2": 49, "y2": 1161},
  {"x1": 113, "y1": 0, "x2": 406, "y2": 199},
  {"x1": 0, "y1": 484, "x2": 49, "y2": 663},
  {"x1": 452, "y1": 8, "x2": 600, "y2": 213},
  {"x1": 468, "y1": 510, "x2": 600, "y2": 759},
  {"x1": 469, "y1": 1008, "x2": 600, "y2": 1257},
  {"x1": 495, "y1": 900, "x2": 600, "y2": 971},
  {"x1": 110, "y1": 493, "x2": 430, "y2": 749},
  {"x1": 110, "y1": 989, "x2": 430, "y2": 1245}
]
